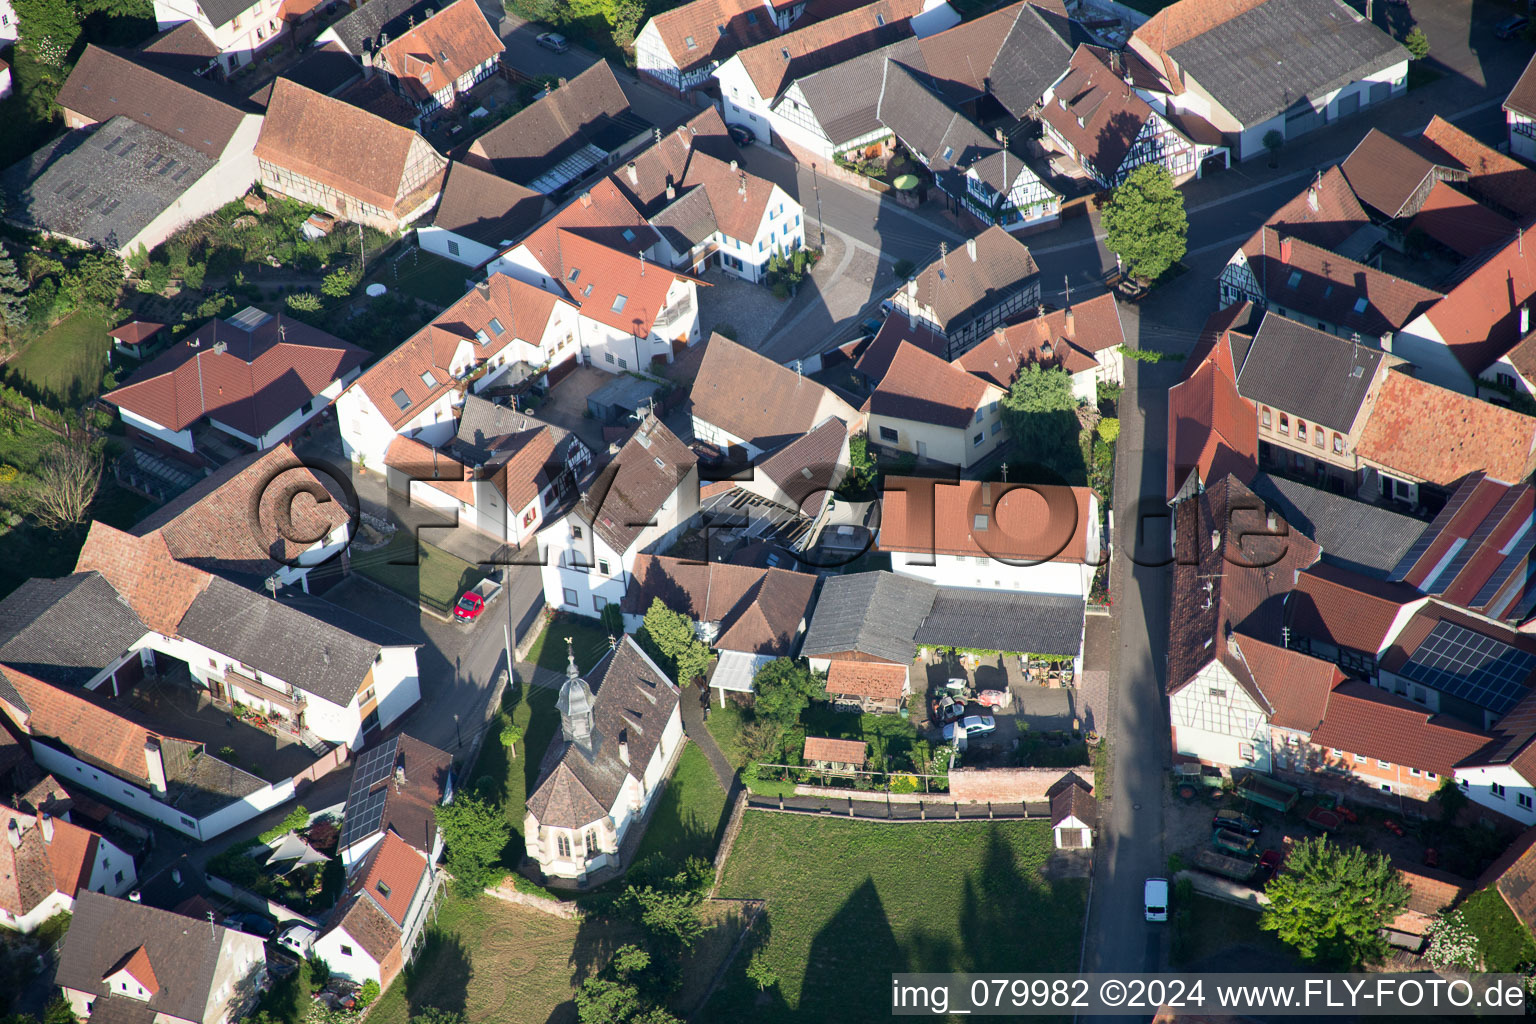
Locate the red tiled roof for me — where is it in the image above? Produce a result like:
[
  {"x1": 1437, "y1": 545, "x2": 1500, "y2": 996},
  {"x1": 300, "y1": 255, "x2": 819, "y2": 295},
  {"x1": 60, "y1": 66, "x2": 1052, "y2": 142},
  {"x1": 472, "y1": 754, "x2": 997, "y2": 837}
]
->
[
  {"x1": 825, "y1": 660, "x2": 907, "y2": 699},
  {"x1": 113, "y1": 946, "x2": 159, "y2": 995},
  {"x1": 1509, "y1": 53, "x2": 1536, "y2": 120},
  {"x1": 1309, "y1": 681, "x2": 1490, "y2": 778},
  {"x1": 1419, "y1": 229, "x2": 1536, "y2": 379},
  {"x1": 0, "y1": 806, "x2": 100, "y2": 917},
  {"x1": 1339, "y1": 128, "x2": 1448, "y2": 220},
  {"x1": 1487, "y1": 825, "x2": 1536, "y2": 934},
  {"x1": 1234, "y1": 635, "x2": 1343, "y2": 732},
  {"x1": 1039, "y1": 45, "x2": 1160, "y2": 181},
  {"x1": 957, "y1": 293, "x2": 1125, "y2": 388},
  {"x1": 353, "y1": 831, "x2": 428, "y2": 926},
  {"x1": 1166, "y1": 357, "x2": 1257, "y2": 502},
  {"x1": 102, "y1": 313, "x2": 366, "y2": 436},
  {"x1": 516, "y1": 179, "x2": 659, "y2": 282},
  {"x1": 1409, "y1": 180, "x2": 1515, "y2": 259},
  {"x1": 1286, "y1": 562, "x2": 1417, "y2": 656},
  {"x1": 555, "y1": 231, "x2": 697, "y2": 335},
  {"x1": 383, "y1": 435, "x2": 475, "y2": 503},
  {"x1": 1417, "y1": 115, "x2": 1536, "y2": 221},
  {"x1": 855, "y1": 316, "x2": 948, "y2": 383},
  {"x1": 871, "y1": 341, "x2": 998, "y2": 428},
  {"x1": 879, "y1": 477, "x2": 1096, "y2": 563},
  {"x1": 376, "y1": 0, "x2": 504, "y2": 104},
  {"x1": 1239, "y1": 168, "x2": 1373, "y2": 261},
  {"x1": 1, "y1": 667, "x2": 163, "y2": 788},
  {"x1": 735, "y1": 0, "x2": 925, "y2": 100},
  {"x1": 690, "y1": 333, "x2": 855, "y2": 448},
  {"x1": 255, "y1": 79, "x2": 445, "y2": 213},
  {"x1": 1182, "y1": 302, "x2": 1254, "y2": 379},
  {"x1": 74, "y1": 523, "x2": 209, "y2": 636},
  {"x1": 1355, "y1": 371, "x2": 1536, "y2": 487},
  {"x1": 623, "y1": 554, "x2": 817, "y2": 655},
  {"x1": 803, "y1": 736, "x2": 866, "y2": 763},
  {"x1": 650, "y1": 0, "x2": 780, "y2": 73},
  {"x1": 108, "y1": 321, "x2": 164, "y2": 345}
]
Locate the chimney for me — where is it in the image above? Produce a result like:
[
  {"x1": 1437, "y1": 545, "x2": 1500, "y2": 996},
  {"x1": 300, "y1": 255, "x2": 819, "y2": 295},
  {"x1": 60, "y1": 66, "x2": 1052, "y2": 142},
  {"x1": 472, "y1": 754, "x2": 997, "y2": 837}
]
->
[
  {"x1": 730, "y1": 159, "x2": 738, "y2": 172},
  {"x1": 966, "y1": 237, "x2": 977, "y2": 261},
  {"x1": 618, "y1": 730, "x2": 630, "y2": 767},
  {"x1": 738, "y1": 173, "x2": 747, "y2": 196},
  {"x1": 1063, "y1": 306, "x2": 1075, "y2": 340},
  {"x1": 665, "y1": 183, "x2": 675, "y2": 201},
  {"x1": 361, "y1": 49, "x2": 374, "y2": 78},
  {"x1": 1210, "y1": 529, "x2": 1221, "y2": 553},
  {"x1": 39, "y1": 813, "x2": 52, "y2": 843},
  {"x1": 626, "y1": 162, "x2": 638, "y2": 186},
  {"x1": 558, "y1": 76, "x2": 568, "y2": 88},
  {"x1": 1379, "y1": 331, "x2": 1393, "y2": 354},
  {"x1": 5, "y1": 819, "x2": 18, "y2": 849},
  {"x1": 1279, "y1": 237, "x2": 1292, "y2": 264},
  {"x1": 476, "y1": 279, "x2": 490, "y2": 299},
  {"x1": 579, "y1": 190, "x2": 592, "y2": 208},
  {"x1": 1523, "y1": 304, "x2": 1531, "y2": 336},
  {"x1": 144, "y1": 739, "x2": 168, "y2": 796},
  {"x1": 1306, "y1": 185, "x2": 1318, "y2": 212},
  {"x1": 128, "y1": 890, "x2": 142, "y2": 903}
]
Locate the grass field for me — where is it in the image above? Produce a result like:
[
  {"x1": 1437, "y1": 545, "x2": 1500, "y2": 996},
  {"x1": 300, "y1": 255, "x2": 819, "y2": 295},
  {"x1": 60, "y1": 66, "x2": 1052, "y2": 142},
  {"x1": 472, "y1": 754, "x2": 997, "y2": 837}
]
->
[
  {"x1": 631, "y1": 743, "x2": 730, "y2": 867},
  {"x1": 353, "y1": 531, "x2": 485, "y2": 613},
  {"x1": 369, "y1": 892, "x2": 641, "y2": 1024},
  {"x1": 469, "y1": 682, "x2": 560, "y2": 858},
  {"x1": 707, "y1": 815, "x2": 1086, "y2": 1021},
  {"x1": 1461, "y1": 886, "x2": 1536, "y2": 972},
  {"x1": 525, "y1": 617, "x2": 613, "y2": 675},
  {"x1": 8, "y1": 310, "x2": 111, "y2": 403},
  {"x1": 706, "y1": 702, "x2": 750, "y2": 768},
  {"x1": 377, "y1": 249, "x2": 475, "y2": 308}
]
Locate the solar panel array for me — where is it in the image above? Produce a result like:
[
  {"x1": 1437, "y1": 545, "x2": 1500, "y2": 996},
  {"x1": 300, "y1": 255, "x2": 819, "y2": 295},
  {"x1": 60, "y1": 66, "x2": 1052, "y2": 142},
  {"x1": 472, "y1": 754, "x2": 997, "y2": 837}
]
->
[
  {"x1": 1427, "y1": 488, "x2": 1520, "y2": 593},
  {"x1": 1398, "y1": 620, "x2": 1536, "y2": 716},
  {"x1": 1390, "y1": 483, "x2": 1476, "y2": 582},
  {"x1": 338, "y1": 737, "x2": 399, "y2": 850}
]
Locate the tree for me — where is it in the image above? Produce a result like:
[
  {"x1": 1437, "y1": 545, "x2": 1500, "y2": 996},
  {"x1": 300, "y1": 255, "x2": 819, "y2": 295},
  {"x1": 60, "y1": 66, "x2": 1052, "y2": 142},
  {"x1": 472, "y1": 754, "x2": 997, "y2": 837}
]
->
[
  {"x1": 575, "y1": 944, "x2": 663, "y2": 1024},
  {"x1": 638, "y1": 598, "x2": 710, "y2": 685},
  {"x1": 11, "y1": 0, "x2": 83, "y2": 66},
  {"x1": 321, "y1": 267, "x2": 358, "y2": 299},
  {"x1": 0, "y1": 245, "x2": 28, "y2": 331},
  {"x1": 499, "y1": 720, "x2": 523, "y2": 759},
  {"x1": 356, "y1": 980, "x2": 380, "y2": 1008},
  {"x1": 64, "y1": 252, "x2": 125, "y2": 308},
  {"x1": 30, "y1": 442, "x2": 103, "y2": 530},
  {"x1": 1101, "y1": 163, "x2": 1187, "y2": 284},
  {"x1": 410, "y1": 1010, "x2": 467, "y2": 1024},
  {"x1": 1259, "y1": 835, "x2": 1409, "y2": 968},
  {"x1": 745, "y1": 949, "x2": 778, "y2": 991},
  {"x1": 1000, "y1": 362, "x2": 1078, "y2": 471},
  {"x1": 1263, "y1": 129, "x2": 1284, "y2": 168},
  {"x1": 1405, "y1": 26, "x2": 1429, "y2": 61},
  {"x1": 434, "y1": 793, "x2": 511, "y2": 894},
  {"x1": 837, "y1": 434, "x2": 876, "y2": 499},
  {"x1": 751, "y1": 658, "x2": 825, "y2": 727},
  {"x1": 1435, "y1": 774, "x2": 1469, "y2": 823},
  {"x1": 42, "y1": 998, "x2": 78, "y2": 1024},
  {"x1": 619, "y1": 884, "x2": 705, "y2": 951}
]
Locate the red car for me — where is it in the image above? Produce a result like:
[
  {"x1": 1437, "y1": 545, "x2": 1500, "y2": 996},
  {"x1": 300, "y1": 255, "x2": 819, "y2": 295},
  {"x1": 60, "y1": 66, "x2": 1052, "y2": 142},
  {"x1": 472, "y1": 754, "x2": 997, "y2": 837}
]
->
[
  {"x1": 1253, "y1": 849, "x2": 1284, "y2": 886},
  {"x1": 452, "y1": 574, "x2": 503, "y2": 621}
]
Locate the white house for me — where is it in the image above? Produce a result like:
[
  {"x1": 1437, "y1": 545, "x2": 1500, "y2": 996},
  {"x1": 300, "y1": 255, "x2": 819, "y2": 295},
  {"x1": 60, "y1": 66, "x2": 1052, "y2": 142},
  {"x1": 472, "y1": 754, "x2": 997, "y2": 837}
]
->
[
  {"x1": 102, "y1": 309, "x2": 367, "y2": 463},
  {"x1": 0, "y1": 806, "x2": 137, "y2": 934},
  {"x1": 1507, "y1": 53, "x2": 1536, "y2": 163},
  {"x1": 1049, "y1": 774, "x2": 1095, "y2": 850},
  {"x1": 538, "y1": 416, "x2": 699, "y2": 618},
  {"x1": 636, "y1": 0, "x2": 812, "y2": 98},
  {"x1": 866, "y1": 343, "x2": 1007, "y2": 470},
  {"x1": 371, "y1": 0, "x2": 503, "y2": 118},
  {"x1": 1127, "y1": 0, "x2": 1408, "y2": 163},
  {"x1": 1, "y1": 0, "x2": 16, "y2": 43},
  {"x1": 886, "y1": 227, "x2": 1040, "y2": 360},
  {"x1": 417, "y1": 161, "x2": 548, "y2": 269},
  {"x1": 954, "y1": 295, "x2": 1126, "y2": 404},
  {"x1": 151, "y1": 0, "x2": 285, "y2": 74},
  {"x1": 337, "y1": 273, "x2": 583, "y2": 469},
  {"x1": 688, "y1": 333, "x2": 858, "y2": 459},
  {"x1": 524, "y1": 636, "x2": 684, "y2": 884},
  {"x1": 878, "y1": 478, "x2": 1101, "y2": 598},
  {"x1": 313, "y1": 831, "x2": 439, "y2": 989}
]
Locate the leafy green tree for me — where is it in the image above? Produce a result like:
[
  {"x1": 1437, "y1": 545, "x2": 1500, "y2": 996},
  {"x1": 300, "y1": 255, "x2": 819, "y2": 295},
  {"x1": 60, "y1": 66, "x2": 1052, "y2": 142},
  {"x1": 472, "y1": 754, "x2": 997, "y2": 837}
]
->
[
  {"x1": 11, "y1": 0, "x2": 82, "y2": 66},
  {"x1": 746, "y1": 949, "x2": 779, "y2": 991},
  {"x1": 1404, "y1": 26, "x2": 1429, "y2": 61},
  {"x1": 0, "y1": 245, "x2": 28, "y2": 331},
  {"x1": 751, "y1": 658, "x2": 825, "y2": 727},
  {"x1": 1000, "y1": 363, "x2": 1078, "y2": 471},
  {"x1": 619, "y1": 884, "x2": 705, "y2": 951},
  {"x1": 638, "y1": 598, "x2": 710, "y2": 685},
  {"x1": 499, "y1": 720, "x2": 523, "y2": 759},
  {"x1": 1263, "y1": 129, "x2": 1284, "y2": 168},
  {"x1": 64, "y1": 252, "x2": 125, "y2": 308},
  {"x1": 356, "y1": 980, "x2": 380, "y2": 1008},
  {"x1": 42, "y1": 997, "x2": 78, "y2": 1024},
  {"x1": 321, "y1": 267, "x2": 357, "y2": 299},
  {"x1": 837, "y1": 434, "x2": 876, "y2": 498},
  {"x1": 409, "y1": 1010, "x2": 467, "y2": 1024},
  {"x1": 434, "y1": 793, "x2": 511, "y2": 895},
  {"x1": 1260, "y1": 836, "x2": 1409, "y2": 968},
  {"x1": 1102, "y1": 163, "x2": 1187, "y2": 284}
]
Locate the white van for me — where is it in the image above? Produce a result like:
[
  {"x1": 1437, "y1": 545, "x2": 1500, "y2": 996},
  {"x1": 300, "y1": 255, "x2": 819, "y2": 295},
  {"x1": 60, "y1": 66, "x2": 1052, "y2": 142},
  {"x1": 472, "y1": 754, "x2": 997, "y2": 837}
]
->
[{"x1": 1144, "y1": 878, "x2": 1169, "y2": 922}]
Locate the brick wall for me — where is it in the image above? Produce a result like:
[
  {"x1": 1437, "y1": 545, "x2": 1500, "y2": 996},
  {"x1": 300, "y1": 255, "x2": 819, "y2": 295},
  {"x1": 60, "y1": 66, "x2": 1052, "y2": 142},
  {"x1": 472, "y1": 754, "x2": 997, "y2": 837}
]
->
[{"x1": 950, "y1": 767, "x2": 1090, "y2": 804}]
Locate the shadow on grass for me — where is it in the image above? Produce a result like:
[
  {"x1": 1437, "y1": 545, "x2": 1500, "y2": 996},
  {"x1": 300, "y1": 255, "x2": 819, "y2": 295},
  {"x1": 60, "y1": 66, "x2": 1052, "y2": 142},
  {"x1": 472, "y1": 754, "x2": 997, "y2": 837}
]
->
[{"x1": 402, "y1": 929, "x2": 472, "y2": 1018}]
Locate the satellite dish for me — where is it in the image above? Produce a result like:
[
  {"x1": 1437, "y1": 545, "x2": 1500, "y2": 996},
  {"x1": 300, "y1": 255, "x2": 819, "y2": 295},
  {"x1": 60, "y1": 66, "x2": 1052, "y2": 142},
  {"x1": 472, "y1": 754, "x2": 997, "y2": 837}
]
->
[{"x1": 365, "y1": 283, "x2": 387, "y2": 298}]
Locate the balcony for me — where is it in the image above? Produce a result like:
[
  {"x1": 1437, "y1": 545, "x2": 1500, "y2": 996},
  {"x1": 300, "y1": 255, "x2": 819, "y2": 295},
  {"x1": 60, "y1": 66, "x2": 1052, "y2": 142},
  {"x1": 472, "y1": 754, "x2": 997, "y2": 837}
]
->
[
  {"x1": 225, "y1": 670, "x2": 305, "y2": 714},
  {"x1": 653, "y1": 295, "x2": 694, "y2": 329}
]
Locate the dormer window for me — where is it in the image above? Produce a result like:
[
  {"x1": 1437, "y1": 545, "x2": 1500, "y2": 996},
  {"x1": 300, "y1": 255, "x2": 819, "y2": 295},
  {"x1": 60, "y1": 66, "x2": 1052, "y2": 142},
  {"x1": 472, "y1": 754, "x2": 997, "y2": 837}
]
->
[
  {"x1": 973, "y1": 513, "x2": 988, "y2": 530},
  {"x1": 583, "y1": 284, "x2": 593, "y2": 297},
  {"x1": 488, "y1": 317, "x2": 504, "y2": 335},
  {"x1": 875, "y1": 12, "x2": 884, "y2": 24},
  {"x1": 567, "y1": 268, "x2": 581, "y2": 282},
  {"x1": 1353, "y1": 296, "x2": 1368, "y2": 313},
  {"x1": 686, "y1": 34, "x2": 696, "y2": 47},
  {"x1": 622, "y1": 228, "x2": 636, "y2": 242},
  {"x1": 420, "y1": 371, "x2": 436, "y2": 387},
  {"x1": 781, "y1": 48, "x2": 790, "y2": 59},
  {"x1": 941, "y1": 146, "x2": 953, "y2": 161},
  {"x1": 1286, "y1": 270, "x2": 1302, "y2": 288},
  {"x1": 376, "y1": 880, "x2": 392, "y2": 898},
  {"x1": 612, "y1": 294, "x2": 628, "y2": 313}
]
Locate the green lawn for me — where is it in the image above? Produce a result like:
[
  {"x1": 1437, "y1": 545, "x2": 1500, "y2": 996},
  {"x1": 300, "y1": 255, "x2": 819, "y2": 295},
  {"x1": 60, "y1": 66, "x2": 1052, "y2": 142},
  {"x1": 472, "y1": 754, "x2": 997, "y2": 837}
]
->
[
  {"x1": 525, "y1": 617, "x2": 614, "y2": 675},
  {"x1": 377, "y1": 249, "x2": 474, "y2": 308},
  {"x1": 706, "y1": 702, "x2": 750, "y2": 769},
  {"x1": 352, "y1": 531, "x2": 485, "y2": 614},
  {"x1": 631, "y1": 743, "x2": 730, "y2": 867},
  {"x1": 1460, "y1": 887, "x2": 1536, "y2": 972},
  {"x1": 1171, "y1": 892, "x2": 1299, "y2": 969},
  {"x1": 469, "y1": 683, "x2": 561, "y2": 858},
  {"x1": 253, "y1": 958, "x2": 318, "y2": 1022},
  {"x1": 9, "y1": 310, "x2": 112, "y2": 403},
  {"x1": 708, "y1": 815, "x2": 1086, "y2": 1021}
]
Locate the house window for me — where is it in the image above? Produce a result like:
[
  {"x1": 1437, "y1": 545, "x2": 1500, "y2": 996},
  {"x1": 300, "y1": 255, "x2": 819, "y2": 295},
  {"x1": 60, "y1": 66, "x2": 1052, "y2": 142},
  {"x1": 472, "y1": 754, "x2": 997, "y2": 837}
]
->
[
  {"x1": 340, "y1": 945, "x2": 354, "y2": 957},
  {"x1": 1353, "y1": 753, "x2": 1366, "y2": 763},
  {"x1": 1427, "y1": 771, "x2": 1437, "y2": 779},
  {"x1": 1498, "y1": 372, "x2": 1518, "y2": 389},
  {"x1": 974, "y1": 408, "x2": 984, "y2": 424},
  {"x1": 1380, "y1": 783, "x2": 1392, "y2": 793},
  {"x1": 1333, "y1": 433, "x2": 1343, "y2": 453},
  {"x1": 594, "y1": 595, "x2": 608, "y2": 613},
  {"x1": 557, "y1": 833, "x2": 572, "y2": 858},
  {"x1": 972, "y1": 432, "x2": 983, "y2": 447},
  {"x1": 604, "y1": 352, "x2": 616, "y2": 364},
  {"x1": 1409, "y1": 767, "x2": 1421, "y2": 776},
  {"x1": 1377, "y1": 759, "x2": 1391, "y2": 769},
  {"x1": 376, "y1": 880, "x2": 392, "y2": 899},
  {"x1": 879, "y1": 426, "x2": 898, "y2": 442},
  {"x1": 685, "y1": 34, "x2": 695, "y2": 47},
  {"x1": 447, "y1": 239, "x2": 460, "y2": 256},
  {"x1": 973, "y1": 513, "x2": 988, "y2": 530},
  {"x1": 1208, "y1": 687, "x2": 1225, "y2": 699},
  {"x1": 115, "y1": 871, "x2": 124, "y2": 883},
  {"x1": 618, "y1": 358, "x2": 628, "y2": 369},
  {"x1": 1331, "y1": 748, "x2": 1343, "y2": 756},
  {"x1": 585, "y1": 829, "x2": 598, "y2": 856},
  {"x1": 598, "y1": 559, "x2": 610, "y2": 575},
  {"x1": 562, "y1": 588, "x2": 578, "y2": 607},
  {"x1": 991, "y1": 422, "x2": 1002, "y2": 436},
  {"x1": 1522, "y1": 793, "x2": 1534, "y2": 811},
  {"x1": 1459, "y1": 778, "x2": 1469, "y2": 790},
  {"x1": 1261, "y1": 407, "x2": 1271, "y2": 428},
  {"x1": 573, "y1": 525, "x2": 583, "y2": 539},
  {"x1": 1314, "y1": 429, "x2": 1324, "y2": 449},
  {"x1": 1493, "y1": 782, "x2": 1507, "y2": 799},
  {"x1": 1296, "y1": 421, "x2": 1307, "y2": 442},
  {"x1": 1278, "y1": 414, "x2": 1289, "y2": 435},
  {"x1": 611, "y1": 295, "x2": 628, "y2": 313}
]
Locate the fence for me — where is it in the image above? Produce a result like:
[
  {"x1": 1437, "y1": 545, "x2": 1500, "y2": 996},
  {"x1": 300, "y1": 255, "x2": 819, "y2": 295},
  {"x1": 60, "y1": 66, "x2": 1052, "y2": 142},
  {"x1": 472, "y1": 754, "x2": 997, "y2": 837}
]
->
[
  {"x1": 752, "y1": 761, "x2": 952, "y2": 794},
  {"x1": 289, "y1": 743, "x2": 350, "y2": 789},
  {"x1": 744, "y1": 791, "x2": 1051, "y2": 822},
  {"x1": 206, "y1": 872, "x2": 321, "y2": 929}
]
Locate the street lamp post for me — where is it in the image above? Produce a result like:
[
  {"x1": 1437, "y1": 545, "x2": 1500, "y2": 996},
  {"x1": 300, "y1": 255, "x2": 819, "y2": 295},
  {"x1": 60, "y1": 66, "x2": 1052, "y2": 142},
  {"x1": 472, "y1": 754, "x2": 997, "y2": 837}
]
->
[
  {"x1": 454, "y1": 713, "x2": 462, "y2": 748},
  {"x1": 811, "y1": 163, "x2": 825, "y2": 246}
]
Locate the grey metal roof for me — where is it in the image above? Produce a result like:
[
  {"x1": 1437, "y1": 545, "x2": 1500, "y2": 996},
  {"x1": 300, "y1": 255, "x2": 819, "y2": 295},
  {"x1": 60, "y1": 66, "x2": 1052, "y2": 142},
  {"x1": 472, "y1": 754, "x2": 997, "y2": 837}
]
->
[
  {"x1": 800, "y1": 571, "x2": 937, "y2": 663},
  {"x1": 914, "y1": 588, "x2": 1085, "y2": 657},
  {"x1": 329, "y1": 0, "x2": 437, "y2": 54},
  {"x1": 1248, "y1": 472, "x2": 1426, "y2": 579},
  {"x1": 1, "y1": 117, "x2": 215, "y2": 251},
  {"x1": 0, "y1": 573, "x2": 147, "y2": 687},
  {"x1": 1168, "y1": 0, "x2": 1408, "y2": 128},
  {"x1": 793, "y1": 38, "x2": 920, "y2": 145},
  {"x1": 1235, "y1": 313, "x2": 1383, "y2": 433},
  {"x1": 651, "y1": 184, "x2": 719, "y2": 250},
  {"x1": 176, "y1": 578, "x2": 408, "y2": 707}
]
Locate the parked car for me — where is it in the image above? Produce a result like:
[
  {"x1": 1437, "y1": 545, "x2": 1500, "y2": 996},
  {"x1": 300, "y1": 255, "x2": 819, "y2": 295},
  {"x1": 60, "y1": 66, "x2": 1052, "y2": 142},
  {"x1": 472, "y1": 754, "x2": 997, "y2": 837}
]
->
[
  {"x1": 1253, "y1": 848, "x2": 1284, "y2": 886},
  {"x1": 453, "y1": 571, "x2": 503, "y2": 621},
  {"x1": 1212, "y1": 809, "x2": 1262, "y2": 837},
  {"x1": 536, "y1": 31, "x2": 569, "y2": 52},
  {"x1": 231, "y1": 912, "x2": 277, "y2": 939},
  {"x1": 1497, "y1": 16, "x2": 1528, "y2": 38},
  {"x1": 277, "y1": 923, "x2": 316, "y2": 956},
  {"x1": 933, "y1": 696, "x2": 965, "y2": 724},
  {"x1": 942, "y1": 715, "x2": 995, "y2": 741},
  {"x1": 727, "y1": 123, "x2": 755, "y2": 147},
  {"x1": 1144, "y1": 878, "x2": 1169, "y2": 922},
  {"x1": 859, "y1": 316, "x2": 883, "y2": 337}
]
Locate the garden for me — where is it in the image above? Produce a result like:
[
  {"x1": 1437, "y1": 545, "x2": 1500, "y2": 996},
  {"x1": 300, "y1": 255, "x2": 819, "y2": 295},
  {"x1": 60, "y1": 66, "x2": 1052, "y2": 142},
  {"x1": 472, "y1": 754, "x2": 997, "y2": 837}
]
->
[
  {"x1": 705, "y1": 815, "x2": 1087, "y2": 1021},
  {"x1": 205, "y1": 810, "x2": 346, "y2": 919}
]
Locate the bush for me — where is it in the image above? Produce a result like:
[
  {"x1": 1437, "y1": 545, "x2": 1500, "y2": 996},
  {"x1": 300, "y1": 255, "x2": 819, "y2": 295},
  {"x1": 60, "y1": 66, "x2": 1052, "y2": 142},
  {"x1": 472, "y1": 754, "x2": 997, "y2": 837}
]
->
[
  {"x1": 259, "y1": 805, "x2": 310, "y2": 844},
  {"x1": 1404, "y1": 26, "x2": 1429, "y2": 61},
  {"x1": 1097, "y1": 417, "x2": 1120, "y2": 444},
  {"x1": 321, "y1": 267, "x2": 358, "y2": 299},
  {"x1": 892, "y1": 258, "x2": 916, "y2": 280},
  {"x1": 357, "y1": 980, "x2": 380, "y2": 1008}
]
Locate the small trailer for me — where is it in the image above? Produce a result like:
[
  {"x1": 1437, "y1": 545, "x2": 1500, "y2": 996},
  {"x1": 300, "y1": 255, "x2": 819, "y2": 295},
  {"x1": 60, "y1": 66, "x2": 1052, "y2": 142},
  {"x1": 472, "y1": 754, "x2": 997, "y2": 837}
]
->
[
  {"x1": 1236, "y1": 773, "x2": 1299, "y2": 812},
  {"x1": 452, "y1": 572, "x2": 504, "y2": 621},
  {"x1": 1194, "y1": 847, "x2": 1258, "y2": 883},
  {"x1": 1213, "y1": 828, "x2": 1258, "y2": 856}
]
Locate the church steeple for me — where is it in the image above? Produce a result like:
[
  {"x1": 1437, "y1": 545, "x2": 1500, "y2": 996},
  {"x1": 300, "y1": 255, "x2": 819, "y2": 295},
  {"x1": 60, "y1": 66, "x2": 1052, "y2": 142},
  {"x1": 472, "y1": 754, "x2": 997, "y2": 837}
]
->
[{"x1": 555, "y1": 638, "x2": 595, "y2": 749}]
